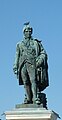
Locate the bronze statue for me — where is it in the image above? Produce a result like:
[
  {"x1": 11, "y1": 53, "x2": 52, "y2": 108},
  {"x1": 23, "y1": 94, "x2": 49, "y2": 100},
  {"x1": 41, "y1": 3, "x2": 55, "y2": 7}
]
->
[{"x1": 13, "y1": 22, "x2": 49, "y2": 106}]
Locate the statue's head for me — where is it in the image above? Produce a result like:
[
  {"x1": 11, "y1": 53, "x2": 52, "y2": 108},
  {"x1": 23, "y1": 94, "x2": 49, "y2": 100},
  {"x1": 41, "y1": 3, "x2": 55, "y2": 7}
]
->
[{"x1": 23, "y1": 22, "x2": 33, "y2": 39}]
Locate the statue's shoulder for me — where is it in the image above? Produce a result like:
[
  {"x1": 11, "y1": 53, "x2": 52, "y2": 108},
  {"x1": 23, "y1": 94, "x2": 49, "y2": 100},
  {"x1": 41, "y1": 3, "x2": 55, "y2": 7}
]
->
[
  {"x1": 16, "y1": 40, "x2": 24, "y2": 48},
  {"x1": 34, "y1": 38, "x2": 42, "y2": 45},
  {"x1": 34, "y1": 38, "x2": 41, "y2": 42},
  {"x1": 34, "y1": 38, "x2": 42, "y2": 43}
]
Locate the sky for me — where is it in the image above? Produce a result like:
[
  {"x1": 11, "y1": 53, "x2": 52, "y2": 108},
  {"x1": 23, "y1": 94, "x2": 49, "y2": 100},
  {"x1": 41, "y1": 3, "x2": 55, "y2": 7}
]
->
[{"x1": 0, "y1": 0, "x2": 62, "y2": 120}]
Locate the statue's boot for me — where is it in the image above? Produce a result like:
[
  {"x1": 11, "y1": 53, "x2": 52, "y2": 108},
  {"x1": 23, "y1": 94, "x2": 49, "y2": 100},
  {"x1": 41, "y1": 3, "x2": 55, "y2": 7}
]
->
[
  {"x1": 24, "y1": 85, "x2": 33, "y2": 104},
  {"x1": 31, "y1": 82, "x2": 37, "y2": 104}
]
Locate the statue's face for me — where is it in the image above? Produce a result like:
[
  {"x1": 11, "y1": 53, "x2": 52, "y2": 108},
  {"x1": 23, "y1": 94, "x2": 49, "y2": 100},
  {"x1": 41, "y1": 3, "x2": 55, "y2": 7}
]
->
[{"x1": 24, "y1": 27, "x2": 32, "y2": 39}]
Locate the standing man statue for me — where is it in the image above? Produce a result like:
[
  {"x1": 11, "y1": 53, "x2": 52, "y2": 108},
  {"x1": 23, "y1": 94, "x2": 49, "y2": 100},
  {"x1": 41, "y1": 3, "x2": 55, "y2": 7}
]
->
[{"x1": 13, "y1": 22, "x2": 49, "y2": 105}]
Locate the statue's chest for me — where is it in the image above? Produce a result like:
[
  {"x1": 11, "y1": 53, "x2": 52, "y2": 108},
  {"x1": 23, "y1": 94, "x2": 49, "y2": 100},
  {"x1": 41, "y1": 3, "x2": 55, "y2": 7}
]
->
[{"x1": 20, "y1": 40, "x2": 36, "y2": 56}]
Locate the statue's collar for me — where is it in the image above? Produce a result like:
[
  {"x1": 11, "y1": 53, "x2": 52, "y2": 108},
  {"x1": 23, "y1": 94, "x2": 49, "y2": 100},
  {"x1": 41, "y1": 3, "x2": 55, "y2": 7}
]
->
[{"x1": 23, "y1": 37, "x2": 33, "y2": 42}]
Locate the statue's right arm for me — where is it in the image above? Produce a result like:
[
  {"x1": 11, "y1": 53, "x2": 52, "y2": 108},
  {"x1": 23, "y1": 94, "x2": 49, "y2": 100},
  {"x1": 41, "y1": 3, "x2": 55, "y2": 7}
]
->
[{"x1": 13, "y1": 43, "x2": 20, "y2": 75}]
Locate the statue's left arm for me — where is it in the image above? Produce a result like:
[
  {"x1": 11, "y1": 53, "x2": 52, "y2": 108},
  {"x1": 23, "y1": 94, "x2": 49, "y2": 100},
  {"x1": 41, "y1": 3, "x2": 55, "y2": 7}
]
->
[{"x1": 36, "y1": 41, "x2": 47, "y2": 68}]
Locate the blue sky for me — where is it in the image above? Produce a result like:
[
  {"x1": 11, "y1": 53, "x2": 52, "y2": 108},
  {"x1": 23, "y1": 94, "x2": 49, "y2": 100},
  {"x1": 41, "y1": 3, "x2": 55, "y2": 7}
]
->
[{"x1": 0, "y1": 0, "x2": 62, "y2": 119}]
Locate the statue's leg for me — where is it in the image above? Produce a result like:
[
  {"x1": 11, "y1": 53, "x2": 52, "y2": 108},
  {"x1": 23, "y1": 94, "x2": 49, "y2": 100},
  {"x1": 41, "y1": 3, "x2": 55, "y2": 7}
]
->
[
  {"x1": 27, "y1": 64, "x2": 37, "y2": 103},
  {"x1": 21, "y1": 65, "x2": 33, "y2": 103}
]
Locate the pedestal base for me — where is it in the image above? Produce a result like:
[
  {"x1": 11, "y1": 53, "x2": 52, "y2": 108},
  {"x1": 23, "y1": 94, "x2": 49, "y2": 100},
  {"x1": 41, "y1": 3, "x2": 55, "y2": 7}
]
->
[{"x1": 5, "y1": 104, "x2": 60, "y2": 120}]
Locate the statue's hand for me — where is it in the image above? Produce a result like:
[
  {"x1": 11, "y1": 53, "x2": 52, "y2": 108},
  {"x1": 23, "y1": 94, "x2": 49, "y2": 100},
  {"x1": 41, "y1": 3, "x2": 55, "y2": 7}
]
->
[
  {"x1": 13, "y1": 66, "x2": 18, "y2": 74},
  {"x1": 36, "y1": 57, "x2": 43, "y2": 68},
  {"x1": 13, "y1": 67, "x2": 19, "y2": 79},
  {"x1": 14, "y1": 69, "x2": 18, "y2": 74},
  {"x1": 36, "y1": 61, "x2": 41, "y2": 68}
]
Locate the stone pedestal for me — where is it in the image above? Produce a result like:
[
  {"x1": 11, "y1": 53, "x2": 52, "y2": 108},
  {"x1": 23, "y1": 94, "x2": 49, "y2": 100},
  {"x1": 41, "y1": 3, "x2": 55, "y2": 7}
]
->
[{"x1": 5, "y1": 104, "x2": 60, "y2": 120}]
